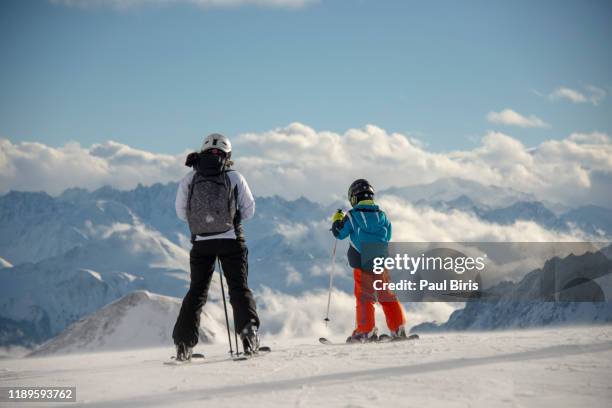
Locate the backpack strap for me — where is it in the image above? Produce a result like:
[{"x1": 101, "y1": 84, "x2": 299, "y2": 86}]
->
[
  {"x1": 187, "y1": 172, "x2": 199, "y2": 212},
  {"x1": 223, "y1": 169, "x2": 238, "y2": 214},
  {"x1": 187, "y1": 172, "x2": 199, "y2": 244},
  {"x1": 224, "y1": 171, "x2": 232, "y2": 217},
  {"x1": 224, "y1": 170, "x2": 244, "y2": 238}
]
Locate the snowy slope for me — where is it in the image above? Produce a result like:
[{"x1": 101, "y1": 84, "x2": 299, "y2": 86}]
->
[
  {"x1": 475, "y1": 201, "x2": 612, "y2": 236},
  {"x1": 0, "y1": 223, "x2": 193, "y2": 346},
  {"x1": 29, "y1": 291, "x2": 222, "y2": 356},
  {"x1": 1, "y1": 326, "x2": 611, "y2": 407},
  {"x1": 478, "y1": 201, "x2": 560, "y2": 228},
  {"x1": 0, "y1": 191, "x2": 139, "y2": 264},
  {"x1": 561, "y1": 205, "x2": 612, "y2": 237},
  {"x1": 60, "y1": 184, "x2": 187, "y2": 246}
]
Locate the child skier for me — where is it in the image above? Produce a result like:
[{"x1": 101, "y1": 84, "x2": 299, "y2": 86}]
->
[{"x1": 331, "y1": 179, "x2": 407, "y2": 343}]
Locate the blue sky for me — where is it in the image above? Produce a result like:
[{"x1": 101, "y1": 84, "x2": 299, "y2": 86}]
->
[{"x1": 1, "y1": 0, "x2": 611, "y2": 153}]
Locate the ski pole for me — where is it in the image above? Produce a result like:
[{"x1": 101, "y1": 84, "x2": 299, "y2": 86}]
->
[
  {"x1": 234, "y1": 320, "x2": 241, "y2": 356},
  {"x1": 324, "y1": 238, "x2": 338, "y2": 327},
  {"x1": 217, "y1": 259, "x2": 234, "y2": 357}
]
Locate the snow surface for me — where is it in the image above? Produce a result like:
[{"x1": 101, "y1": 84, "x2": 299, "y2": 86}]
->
[{"x1": 1, "y1": 326, "x2": 611, "y2": 407}]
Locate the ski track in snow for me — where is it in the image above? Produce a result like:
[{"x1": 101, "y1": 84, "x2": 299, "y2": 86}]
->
[{"x1": 1, "y1": 327, "x2": 612, "y2": 407}]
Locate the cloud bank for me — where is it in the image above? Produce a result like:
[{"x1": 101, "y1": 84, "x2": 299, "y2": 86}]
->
[
  {"x1": 486, "y1": 109, "x2": 550, "y2": 128},
  {"x1": 234, "y1": 124, "x2": 611, "y2": 206},
  {"x1": 1, "y1": 124, "x2": 611, "y2": 207},
  {"x1": 378, "y1": 196, "x2": 590, "y2": 243},
  {"x1": 254, "y1": 287, "x2": 458, "y2": 338},
  {"x1": 0, "y1": 139, "x2": 188, "y2": 195}
]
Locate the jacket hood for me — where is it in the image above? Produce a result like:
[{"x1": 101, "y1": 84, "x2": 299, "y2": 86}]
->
[{"x1": 194, "y1": 153, "x2": 227, "y2": 176}]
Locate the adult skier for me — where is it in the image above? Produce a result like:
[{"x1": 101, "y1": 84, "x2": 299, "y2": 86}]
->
[
  {"x1": 331, "y1": 179, "x2": 407, "y2": 343},
  {"x1": 172, "y1": 133, "x2": 260, "y2": 361}
]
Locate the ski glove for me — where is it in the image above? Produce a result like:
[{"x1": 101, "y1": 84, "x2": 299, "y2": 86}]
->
[
  {"x1": 185, "y1": 152, "x2": 199, "y2": 167},
  {"x1": 331, "y1": 209, "x2": 344, "y2": 223},
  {"x1": 331, "y1": 209, "x2": 345, "y2": 237}
]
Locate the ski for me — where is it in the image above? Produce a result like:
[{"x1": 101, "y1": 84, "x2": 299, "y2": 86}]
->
[
  {"x1": 164, "y1": 353, "x2": 205, "y2": 366},
  {"x1": 319, "y1": 334, "x2": 419, "y2": 345},
  {"x1": 378, "y1": 333, "x2": 419, "y2": 343},
  {"x1": 233, "y1": 346, "x2": 272, "y2": 361}
]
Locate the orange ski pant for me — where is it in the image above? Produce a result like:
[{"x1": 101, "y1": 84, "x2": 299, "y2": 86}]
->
[{"x1": 354, "y1": 268, "x2": 406, "y2": 333}]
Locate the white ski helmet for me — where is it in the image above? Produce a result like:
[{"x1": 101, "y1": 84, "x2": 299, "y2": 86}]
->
[{"x1": 201, "y1": 133, "x2": 232, "y2": 154}]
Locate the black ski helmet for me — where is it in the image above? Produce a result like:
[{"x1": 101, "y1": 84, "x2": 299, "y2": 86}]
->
[{"x1": 348, "y1": 179, "x2": 375, "y2": 207}]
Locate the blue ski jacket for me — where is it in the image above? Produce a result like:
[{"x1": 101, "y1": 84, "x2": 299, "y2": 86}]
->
[{"x1": 331, "y1": 201, "x2": 392, "y2": 268}]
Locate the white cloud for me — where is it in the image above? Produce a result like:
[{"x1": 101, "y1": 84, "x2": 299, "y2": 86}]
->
[
  {"x1": 50, "y1": 0, "x2": 315, "y2": 10},
  {"x1": 568, "y1": 131, "x2": 610, "y2": 145},
  {"x1": 584, "y1": 85, "x2": 607, "y2": 106},
  {"x1": 254, "y1": 287, "x2": 357, "y2": 339},
  {"x1": 275, "y1": 223, "x2": 309, "y2": 242},
  {"x1": 376, "y1": 195, "x2": 597, "y2": 283},
  {"x1": 1, "y1": 126, "x2": 611, "y2": 207},
  {"x1": 234, "y1": 124, "x2": 611, "y2": 206},
  {"x1": 0, "y1": 139, "x2": 187, "y2": 195},
  {"x1": 267, "y1": 195, "x2": 600, "y2": 287},
  {"x1": 550, "y1": 87, "x2": 588, "y2": 104},
  {"x1": 284, "y1": 265, "x2": 303, "y2": 286},
  {"x1": 379, "y1": 196, "x2": 588, "y2": 243},
  {"x1": 486, "y1": 109, "x2": 550, "y2": 128},
  {"x1": 254, "y1": 287, "x2": 458, "y2": 338},
  {"x1": 548, "y1": 85, "x2": 606, "y2": 106}
]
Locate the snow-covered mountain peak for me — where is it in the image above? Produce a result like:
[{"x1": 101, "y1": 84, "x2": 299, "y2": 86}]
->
[
  {"x1": 381, "y1": 177, "x2": 537, "y2": 207},
  {"x1": 29, "y1": 290, "x2": 215, "y2": 356}
]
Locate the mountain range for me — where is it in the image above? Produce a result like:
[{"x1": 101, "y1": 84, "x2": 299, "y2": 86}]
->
[
  {"x1": 1, "y1": 177, "x2": 611, "y2": 348},
  {"x1": 412, "y1": 247, "x2": 612, "y2": 332}
]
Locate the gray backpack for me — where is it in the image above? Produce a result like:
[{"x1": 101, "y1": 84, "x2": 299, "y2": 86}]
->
[{"x1": 186, "y1": 171, "x2": 237, "y2": 236}]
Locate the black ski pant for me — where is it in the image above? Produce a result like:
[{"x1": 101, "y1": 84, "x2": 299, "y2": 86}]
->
[{"x1": 172, "y1": 238, "x2": 259, "y2": 347}]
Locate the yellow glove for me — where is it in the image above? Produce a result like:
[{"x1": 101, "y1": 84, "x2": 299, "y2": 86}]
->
[{"x1": 331, "y1": 209, "x2": 344, "y2": 223}]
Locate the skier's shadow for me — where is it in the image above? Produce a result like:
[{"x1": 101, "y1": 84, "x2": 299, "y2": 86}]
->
[{"x1": 69, "y1": 340, "x2": 612, "y2": 407}]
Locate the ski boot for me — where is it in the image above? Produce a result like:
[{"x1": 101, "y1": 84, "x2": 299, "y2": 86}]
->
[
  {"x1": 391, "y1": 326, "x2": 407, "y2": 340},
  {"x1": 390, "y1": 326, "x2": 419, "y2": 341},
  {"x1": 346, "y1": 327, "x2": 378, "y2": 343},
  {"x1": 241, "y1": 320, "x2": 260, "y2": 355},
  {"x1": 175, "y1": 342, "x2": 193, "y2": 361}
]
